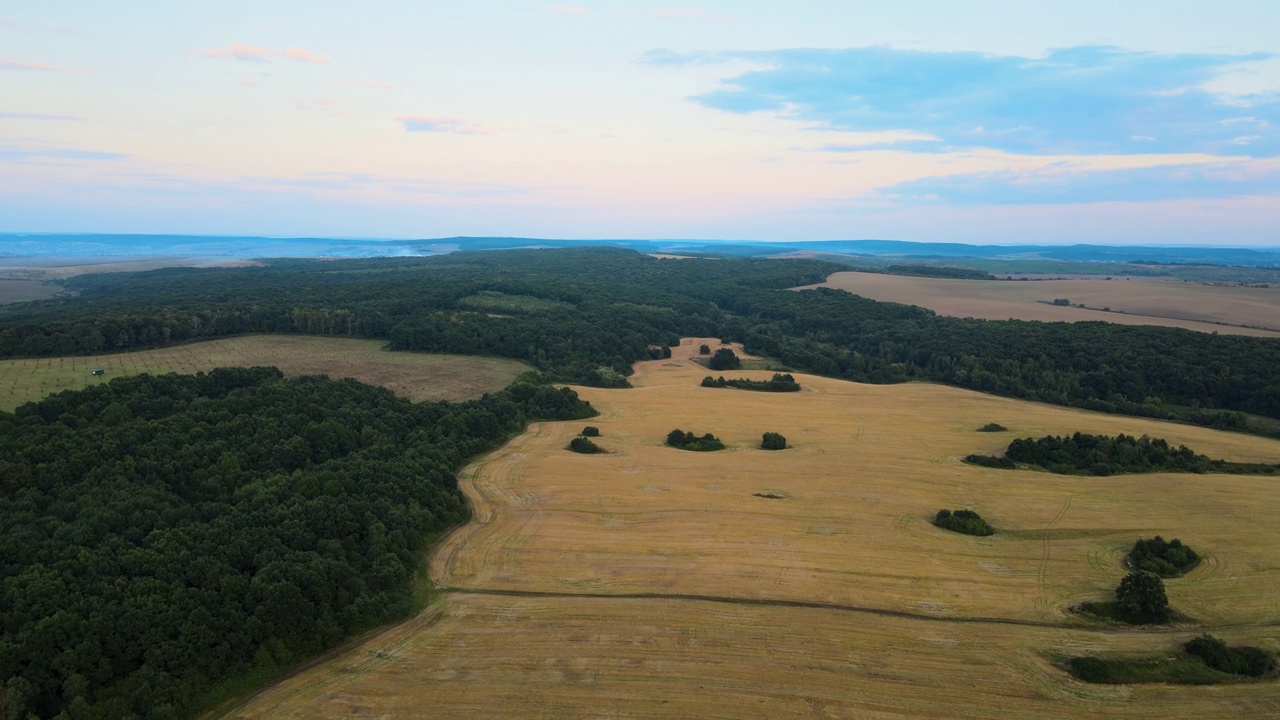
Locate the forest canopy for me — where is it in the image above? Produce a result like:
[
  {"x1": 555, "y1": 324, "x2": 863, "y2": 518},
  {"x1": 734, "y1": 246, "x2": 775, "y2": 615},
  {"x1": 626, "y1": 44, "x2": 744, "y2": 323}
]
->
[{"x1": 0, "y1": 368, "x2": 593, "y2": 720}]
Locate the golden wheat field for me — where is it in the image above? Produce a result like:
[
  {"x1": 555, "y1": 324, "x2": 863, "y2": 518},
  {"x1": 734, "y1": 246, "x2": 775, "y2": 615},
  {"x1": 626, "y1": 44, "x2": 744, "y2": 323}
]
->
[
  {"x1": 798, "y1": 271, "x2": 1280, "y2": 337},
  {"x1": 0, "y1": 335, "x2": 529, "y2": 410},
  {"x1": 226, "y1": 339, "x2": 1280, "y2": 719}
]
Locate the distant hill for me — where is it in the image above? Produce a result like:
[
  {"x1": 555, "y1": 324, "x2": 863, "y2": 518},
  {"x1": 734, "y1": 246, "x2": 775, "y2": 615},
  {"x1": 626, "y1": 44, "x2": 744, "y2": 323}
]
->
[{"x1": 2, "y1": 233, "x2": 1278, "y2": 268}]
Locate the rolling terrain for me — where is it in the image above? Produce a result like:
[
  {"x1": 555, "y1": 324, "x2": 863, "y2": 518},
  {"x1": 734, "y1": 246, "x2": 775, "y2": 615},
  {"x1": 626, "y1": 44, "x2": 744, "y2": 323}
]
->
[
  {"x1": 799, "y1": 272, "x2": 1280, "y2": 337},
  {"x1": 225, "y1": 339, "x2": 1280, "y2": 719}
]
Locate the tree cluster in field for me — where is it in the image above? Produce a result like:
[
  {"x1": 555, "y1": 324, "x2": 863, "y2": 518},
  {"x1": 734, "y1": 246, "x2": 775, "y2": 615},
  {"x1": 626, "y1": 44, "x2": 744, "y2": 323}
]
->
[
  {"x1": 976, "y1": 423, "x2": 1007, "y2": 432},
  {"x1": 4, "y1": 247, "x2": 1280, "y2": 434},
  {"x1": 665, "y1": 429, "x2": 725, "y2": 452},
  {"x1": 998, "y1": 432, "x2": 1280, "y2": 476},
  {"x1": 1128, "y1": 536, "x2": 1200, "y2": 577},
  {"x1": 701, "y1": 373, "x2": 800, "y2": 392},
  {"x1": 645, "y1": 345, "x2": 673, "y2": 360},
  {"x1": 0, "y1": 368, "x2": 593, "y2": 720},
  {"x1": 882, "y1": 264, "x2": 995, "y2": 280},
  {"x1": 1114, "y1": 570, "x2": 1170, "y2": 622},
  {"x1": 1068, "y1": 634, "x2": 1276, "y2": 684},
  {"x1": 963, "y1": 453, "x2": 1016, "y2": 469},
  {"x1": 707, "y1": 348, "x2": 741, "y2": 371},
  {"x1": 760, "y1": 432, "x2": 788, "y2": 450},
  {"x1": 933, "y1": 509, "x2": 995, "y2": 536},
  {"x1": 568, "y1": 427, "x2": 604, "y2": 454}
]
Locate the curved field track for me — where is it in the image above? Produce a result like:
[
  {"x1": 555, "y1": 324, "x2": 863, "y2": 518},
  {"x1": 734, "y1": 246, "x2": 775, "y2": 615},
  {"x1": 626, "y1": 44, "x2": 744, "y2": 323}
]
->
[
  {"x1": 0, "y1": 335, "x2": 530, "y2": 410},
  {"x1": 797, "y1": 271, "x2": 1280, "y2": 337},
  {"x1": 227, "y1": 339, "x2": 1280, "y2": 719}
]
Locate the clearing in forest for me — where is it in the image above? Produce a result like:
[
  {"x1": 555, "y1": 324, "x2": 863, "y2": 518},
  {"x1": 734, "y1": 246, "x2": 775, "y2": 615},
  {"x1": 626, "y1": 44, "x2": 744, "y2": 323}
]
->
[
  {"x1": 0, "y1": 335, "x2": 529, "y2": 410},
  {"x1": 227, "y1": 338, "x2": 1280, "y2": 719},
  {"x1": 797, "y1": 271, "x2": 1280, "y2": 337},
  {"x1": 0, "y1": 279, "x2": 61, "y2": 305}
]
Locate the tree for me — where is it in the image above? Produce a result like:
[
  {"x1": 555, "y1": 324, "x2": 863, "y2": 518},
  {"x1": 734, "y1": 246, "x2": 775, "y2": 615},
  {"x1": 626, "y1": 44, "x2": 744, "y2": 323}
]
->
[
  {"x1": 699, "y1": 344, "x2": 711, "y2": 355},
  {"x1": 581, "y1": 426, "x2": 600, "y2": 437},
  {"x1": 708, "y1": 348, "x2": 740, "y2": 371},
  {"x1": 761, "y1": 432, "x2": 787, "y2": 450},
  {"x1": 568, "y1": 437, "x2": 603, "y2": 454},
  {"x1": 1115, "y1": 570, "x2": 1168, "y2": 621}
]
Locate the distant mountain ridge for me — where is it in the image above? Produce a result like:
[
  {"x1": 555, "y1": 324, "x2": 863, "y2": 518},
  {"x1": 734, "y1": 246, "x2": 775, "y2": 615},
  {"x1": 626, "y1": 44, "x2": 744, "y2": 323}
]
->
[{"x1": 2, "y1": 233, "x2": 1279, "y2": 267}]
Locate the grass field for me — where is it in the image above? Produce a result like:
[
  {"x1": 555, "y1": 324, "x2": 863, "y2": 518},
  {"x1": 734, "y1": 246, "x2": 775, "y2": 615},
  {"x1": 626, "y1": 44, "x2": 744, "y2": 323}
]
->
[
  {"x1": 226, "y1": 339, "x2": 1280, "y2": 719},
  {"x1": 0, "y1": 279, "x2": 61, "y2": 305},
  {"x1": 798, "y1": 271, "x2": 1280, "y2": 337},
  {"x1": 0, "y1": 335, "x2": 530, "y2": 410}
]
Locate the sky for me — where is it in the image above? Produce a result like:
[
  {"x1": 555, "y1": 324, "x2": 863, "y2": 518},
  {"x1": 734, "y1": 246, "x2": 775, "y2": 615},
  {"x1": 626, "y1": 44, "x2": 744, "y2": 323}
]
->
[{"x1": 2, "y1": 1, "x2": 1279, "y2": 245}]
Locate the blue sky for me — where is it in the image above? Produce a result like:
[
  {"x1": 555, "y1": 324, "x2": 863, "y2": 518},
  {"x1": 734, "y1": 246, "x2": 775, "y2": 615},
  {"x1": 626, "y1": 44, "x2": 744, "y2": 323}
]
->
[{"x1": 2, "y1": 1, "x2": 1279, "y2": 244}]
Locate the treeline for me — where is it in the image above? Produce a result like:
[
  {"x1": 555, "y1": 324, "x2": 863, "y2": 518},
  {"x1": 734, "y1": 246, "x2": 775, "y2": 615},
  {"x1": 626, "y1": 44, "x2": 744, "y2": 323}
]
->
[
  {"x1": 999, "y1": 432, "x2": 1280, "y2": 476},
  {"x1": 700, "y1": 373, "x2": 800, "y2": 392},
  {"x1": 4, "y1": 248, "x2": 1280, "y2": 432},
  {"x1": 0, "y1": 368, "x2": 593, "y2": 720}
]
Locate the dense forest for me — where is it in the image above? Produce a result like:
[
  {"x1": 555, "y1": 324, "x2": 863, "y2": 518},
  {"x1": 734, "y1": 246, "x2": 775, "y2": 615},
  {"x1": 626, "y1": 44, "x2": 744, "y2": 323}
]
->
[
  {"x1": 0, "y1": 368, "x2": 593, "y2": 720},
  {"x1": 2, "y1": 248, "x2": 1280, "y2": 433}
]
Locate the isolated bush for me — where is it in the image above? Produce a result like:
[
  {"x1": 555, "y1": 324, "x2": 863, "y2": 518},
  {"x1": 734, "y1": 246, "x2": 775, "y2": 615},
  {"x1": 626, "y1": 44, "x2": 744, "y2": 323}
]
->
[
  {"x1": 934, "y1": 509, "x2": 995, "y2": 536},
  {"x1": 581, "y1": 426, "x2": 600, "y2": 437},
  {"x1": 1115, "y1": 570, "x2": 1169, "y2": 622},
  {"x1": 1128, "y1": 536, "x2": 1200, "y2": 577},
  {"x1": 761, "y1": 432, "x2": 787, "y2": 450},
  {"x1": 568, "y1": 436, "x2": 604, "y2": 454},
  {"x1": 666, "y1": 428, "x2": 725, "y2": 452},
  {"x1": 708, "y1": 348, "x2": 741, "y2": 371},
  {"x1": 699, "y1": 344, "x2": 711, "y2": 355},
  {"x1": 977, "y1": 423, "x2": 1008, "y2": 432}
]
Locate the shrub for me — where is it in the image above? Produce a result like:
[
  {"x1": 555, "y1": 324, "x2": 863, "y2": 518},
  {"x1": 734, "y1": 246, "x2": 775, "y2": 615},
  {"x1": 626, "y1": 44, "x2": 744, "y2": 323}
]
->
[
  {"x1": 666, "y1": 428, "x2": 725, "y2": 452},
  {"x1": 568, "y1": 436, "x2": 604, "y2": 454},
  {"x1": 964, "y1": 454, "x2": 1016, "y2": 469},
  {"x1": 708, "y1": 348, "x2": 741, "y2": 371},
  {"x1": 761, "y1": 432, "x2": 787, "y2": 450},
  {"x1": 1185, "y1": 635, "x2": 1277, "y2": 678},
  {"x1": 934, "y1": 509, "x2": 995, "y2": 536},
  {"x1": 977, "y1": 423, "x2": 1008, "y2": 432},
  {"x1": 581, "y1": 426, "x2": 600, "y2": 437},
  {"x1": 1115, "y1": 570, "x2": 1169, "y2": 622},
  {"x1": 1128, "y1": 536, "x2": 1200, "y2": 577},
  {"x1": 699, "y1": 344, "x2": 711, "y2": 355}
]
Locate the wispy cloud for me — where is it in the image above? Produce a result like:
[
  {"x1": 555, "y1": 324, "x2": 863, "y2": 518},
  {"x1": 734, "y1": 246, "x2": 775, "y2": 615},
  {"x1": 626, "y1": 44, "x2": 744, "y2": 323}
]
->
[
  {"x1": 396, "y1": 115, "x2": 490, "y2": 135},
  {"x1": 0, "y1": 111, "x2": 82, "y2": 121},
  {"x1": 295, "y1": 98, "x2": 351, "y2": 117},
  {"x1": 0, "y1": 138, "x2": 127, "y2": 163},
  {"x1": 546, "y1": 5, "x2": 589, "y2": 13},
  {"x1": 881, "y1": 160, "x2": 1280, "y2": 205},
  {"x1": 197, "y1": 43, "x2": 272, "y2": 62},
  {"x1": 197, "y1": 44, "x2": 330, "y2": 63},
  {"x1": 651, "y1": 45, "x2": 1280, "y2": 157},
  {"x1": 0, "y1": 59, "x2": 78, "y2": 72},
  {"x1": 282, "y1": 48, "x2": 330, "y2": 63}
]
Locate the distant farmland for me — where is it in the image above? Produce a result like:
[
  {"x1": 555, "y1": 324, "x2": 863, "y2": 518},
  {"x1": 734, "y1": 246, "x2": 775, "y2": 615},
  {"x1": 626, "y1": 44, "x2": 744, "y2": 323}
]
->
[
  {"x1": 0, "y1": 335, "x2": 529, "y2": 410},
  {"x1": 0, "y1": 279, "x2": 60, "y2": 305},
  {"x1": 797, "y1": 271, "x2": 1280, "y2": 337},
  {"x1": 228, "y1": 339, "x2": 1280, "y2": 720}
]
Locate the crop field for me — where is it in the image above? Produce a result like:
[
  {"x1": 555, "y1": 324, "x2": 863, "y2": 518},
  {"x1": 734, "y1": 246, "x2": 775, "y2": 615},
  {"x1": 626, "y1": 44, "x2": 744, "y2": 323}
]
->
[
  {"x1": 0, "y1": 279, "x2": 61, "y2": 305},
  {"x1": 0, "y1": 335, "x2": 529, "y2": 410},
  {"x1": 798, "y1": 271, "x2": 1280, "y2": 337},
  {"x1": 227, "y1": 339, "x2": 1280, "y2": 719}
]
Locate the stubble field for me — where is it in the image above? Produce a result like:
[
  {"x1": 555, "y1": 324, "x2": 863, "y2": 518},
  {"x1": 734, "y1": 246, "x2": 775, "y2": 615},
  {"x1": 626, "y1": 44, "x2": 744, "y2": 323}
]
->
[
  {"x1": 226, "y1": 339, "x2": 1280, "y2": 719},
  {"x1": 0, "y1": 279, "x2": 61, "y2": 305},
  {"x1": 798, "y1": 271, "x2": 1280, "y2": 337},
  {"x1": 0, "y1": 334, "x2": 529, "y2": 410}
]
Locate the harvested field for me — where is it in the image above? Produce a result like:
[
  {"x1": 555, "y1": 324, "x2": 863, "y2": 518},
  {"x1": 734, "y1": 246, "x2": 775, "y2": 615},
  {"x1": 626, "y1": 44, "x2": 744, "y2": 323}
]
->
[
  {"x1": 797, "y1": 271, "x2": 1280, "y2": 337},
  {"x1": 0, "y1": 279, "x2": 60, "y2": 304},
  {"x1": 227, "y1": 339, "x2": 1280, "y2": 719},
  {"x1": 0, "y1": 335, "x2": 529, "y2": 410}
]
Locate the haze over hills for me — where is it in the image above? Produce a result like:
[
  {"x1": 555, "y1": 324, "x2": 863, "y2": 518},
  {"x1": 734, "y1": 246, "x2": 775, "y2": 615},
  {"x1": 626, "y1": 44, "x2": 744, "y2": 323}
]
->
[{"x1": 3, "y1": 234, "x2": 1280, "y2": 267}]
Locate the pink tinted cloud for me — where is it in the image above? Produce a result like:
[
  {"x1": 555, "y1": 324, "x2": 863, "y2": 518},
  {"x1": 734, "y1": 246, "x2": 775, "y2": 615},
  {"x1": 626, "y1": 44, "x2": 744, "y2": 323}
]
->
[
  {"x1": 0, "y1": 59, "x2": 78, "y2": 72},
  {"x1": 197, "y1": 43, "x2": 272, "y2": 62},
  {"x1": 546, "y1": 5, "x2": 589, "y2": 13},
  {"x1": 396, "y1": 116, "x2": 490, "y2": 135},
  {"x1": 282, "y1": 48, "x2": 330, "y2": 63}
]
